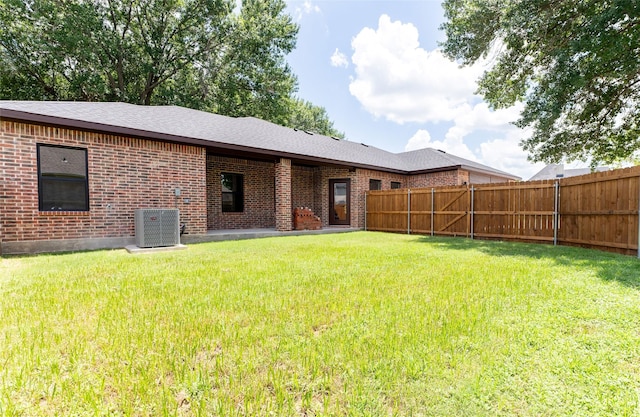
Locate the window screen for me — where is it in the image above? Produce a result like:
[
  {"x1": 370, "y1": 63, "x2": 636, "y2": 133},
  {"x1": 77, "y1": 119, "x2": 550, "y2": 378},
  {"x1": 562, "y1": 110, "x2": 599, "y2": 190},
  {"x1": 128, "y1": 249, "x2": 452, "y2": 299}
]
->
[{"x1": 38, "y1": 144, "x2": 89, "y2": 211}]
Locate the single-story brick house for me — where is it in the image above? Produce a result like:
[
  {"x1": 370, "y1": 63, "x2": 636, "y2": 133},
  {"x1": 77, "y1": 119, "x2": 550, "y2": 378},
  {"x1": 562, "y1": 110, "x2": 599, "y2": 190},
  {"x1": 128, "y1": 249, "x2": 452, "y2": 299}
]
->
[{"x1": 0, "y1": 101, "x2": 519, "y2": 254}]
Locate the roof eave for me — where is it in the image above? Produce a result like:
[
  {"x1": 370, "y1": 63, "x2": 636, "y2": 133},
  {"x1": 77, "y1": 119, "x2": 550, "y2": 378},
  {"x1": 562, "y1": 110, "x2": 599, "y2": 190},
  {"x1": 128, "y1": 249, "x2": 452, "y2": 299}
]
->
[
  {"x1": 408, "y1": 165, "x2": 462, "y2": 175},
  {"x1": 461, "y1": 165, "x2": 521, "y2": 180},
  {"x1": 1, "y1": 108, "x2": 410, "y2": 173},
  {"x1": 1, "y1": 108, "x2": 519, "y2": 178}
]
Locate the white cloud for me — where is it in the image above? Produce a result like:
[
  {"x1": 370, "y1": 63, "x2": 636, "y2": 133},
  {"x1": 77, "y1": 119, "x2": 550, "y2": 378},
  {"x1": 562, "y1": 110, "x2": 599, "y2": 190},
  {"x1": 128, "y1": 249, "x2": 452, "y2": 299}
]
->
[
  {"x1": 349, "y1": 14, "x2": 484, "y2": 124},
  {"x1": 441, "y1": 103, "x2": 523, "y2": 152},
  {"x1": 445, "y1": 103, "x2": 543, "y2": 178},
  {"x1": 451, "y1": 103, "x2": 523, "y2": 134},
  {"x1": 404, "y1": 129, "x2": 432, "y2": 151},
  {"x1": 405, "y1": 129, "x2": 478, "y2": 162},
  {"x1": 294, "y1": 0, "x2": 321, "y2": 21},
  {"x1": 348, "y1": 14, "x2": 540, "y2": 179},
  {"x1": 479, "y1": 134, "x2": 545, "y2": 180},
  {"x1": 330, "y1": 48, "x2": 349, "y2": 68},
  {"x1": 404, "y1": 104, "x2": 544, "y2": 179}
]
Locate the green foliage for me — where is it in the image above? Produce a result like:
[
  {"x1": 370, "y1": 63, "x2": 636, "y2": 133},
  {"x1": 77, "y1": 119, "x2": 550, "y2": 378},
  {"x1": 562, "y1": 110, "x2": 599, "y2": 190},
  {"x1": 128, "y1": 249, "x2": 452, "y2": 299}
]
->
[
  {"x1": 287, "y1": 97, "x2": 345, "y2": 138},
  {"x1": 0, "y1": 0, "x2": 337, "y2": 129},
  {"x1": 441, "y1": 0, "x2": 640, "y2": 166},
  {"x1": 204, "y1": 0, "x2": 299, "y2": 124},
  {"x1": 1, "y1": 232, "x2": 640, "y2": 415}
]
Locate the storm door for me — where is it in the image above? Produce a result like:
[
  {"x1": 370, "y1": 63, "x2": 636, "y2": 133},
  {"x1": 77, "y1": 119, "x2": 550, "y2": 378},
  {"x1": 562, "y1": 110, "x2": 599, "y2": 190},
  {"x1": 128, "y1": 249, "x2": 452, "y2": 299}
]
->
[{"x1": 329, "y1": 179, "x2": 350, "y2": 225}]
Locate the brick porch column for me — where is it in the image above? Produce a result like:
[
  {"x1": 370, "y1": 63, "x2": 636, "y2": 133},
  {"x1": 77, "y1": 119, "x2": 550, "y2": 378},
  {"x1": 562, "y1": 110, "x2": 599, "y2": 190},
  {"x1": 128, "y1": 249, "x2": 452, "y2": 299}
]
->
[{"x1": 275, "y1": 158, "x2": 292, "y2": 231}]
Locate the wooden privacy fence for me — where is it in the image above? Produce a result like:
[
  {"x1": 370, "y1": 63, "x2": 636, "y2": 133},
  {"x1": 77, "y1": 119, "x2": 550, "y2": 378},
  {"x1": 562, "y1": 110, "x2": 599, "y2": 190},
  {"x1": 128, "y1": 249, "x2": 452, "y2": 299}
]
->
[{"x1": 365, "y1": 166, "x2": 640, "y2": 257}]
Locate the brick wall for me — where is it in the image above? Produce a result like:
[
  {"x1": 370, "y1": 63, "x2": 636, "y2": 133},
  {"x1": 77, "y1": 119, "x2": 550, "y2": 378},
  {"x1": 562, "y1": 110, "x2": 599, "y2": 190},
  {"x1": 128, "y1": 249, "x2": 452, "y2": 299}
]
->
[
  {"x1": 408, "y1": 169, "x2": 467, "y2": 188},
  {"x1": 315, "y1": 167, "x2": 431, "y2": 229},
  {"x1": 275, "y1": 158, "x2": 292, "y2": 231},
  {"x1": 291, "y1": 165, "x2": 319, "y2": 213},
  {"x1": 206, "y1": 155, "x2": 276, "y2": 230},
  {"x1": 206, "y1": 158, "x2": 324, "y2": 231},
  {"x1": 358, "y1": 169, "x2": 407, "y2": 191},
  {"x1": 0, "y1": 120, "x2": 207, "y2": 245},
  {"x1": 351, "y1": 169, "x2": 406, "y2": 228},
  {"x1": 0, "y1": 120, "x2": 505, "y2": 250}
]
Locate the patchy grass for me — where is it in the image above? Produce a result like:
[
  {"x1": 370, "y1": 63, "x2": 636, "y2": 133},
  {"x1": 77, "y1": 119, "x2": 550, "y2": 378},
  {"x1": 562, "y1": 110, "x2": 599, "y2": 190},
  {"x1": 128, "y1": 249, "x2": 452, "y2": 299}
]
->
[{"x1": 1, "y1": 231, "x2": 639, "y2": 416}]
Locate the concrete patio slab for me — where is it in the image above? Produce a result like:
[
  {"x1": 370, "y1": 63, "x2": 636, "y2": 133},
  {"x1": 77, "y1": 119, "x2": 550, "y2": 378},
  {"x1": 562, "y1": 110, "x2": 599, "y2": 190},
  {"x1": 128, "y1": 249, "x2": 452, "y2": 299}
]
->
[{"x1": 125, "y1": 244, "x2": 188, "y2": 254}]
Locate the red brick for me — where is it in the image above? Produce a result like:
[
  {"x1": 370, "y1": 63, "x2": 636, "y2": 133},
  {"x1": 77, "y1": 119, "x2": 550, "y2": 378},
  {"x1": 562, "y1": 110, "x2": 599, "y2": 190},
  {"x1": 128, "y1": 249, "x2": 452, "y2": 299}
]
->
[
  {"x1": 1, "y1": 120, "x2": 470, "y2": 247},
  {"x1": 0, "y1": 120, "x2": 207, "y2": 243}
]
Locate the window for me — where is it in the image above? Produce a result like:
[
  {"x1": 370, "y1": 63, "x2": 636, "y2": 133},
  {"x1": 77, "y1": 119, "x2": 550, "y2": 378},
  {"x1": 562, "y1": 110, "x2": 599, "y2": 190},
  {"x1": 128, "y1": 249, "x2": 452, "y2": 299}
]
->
[
  {"x1": 221, "y1": 173, "x2": 244, "y2": 212},
  {"x1": 37, "y1": 144, "x2": 89, "y2": 211},
  {"x1": 369, "y1": 179, "x2": 382, "y2": 191},
  {"x1": 391, "y1": 181, "x2": 402, "y2": 189}
]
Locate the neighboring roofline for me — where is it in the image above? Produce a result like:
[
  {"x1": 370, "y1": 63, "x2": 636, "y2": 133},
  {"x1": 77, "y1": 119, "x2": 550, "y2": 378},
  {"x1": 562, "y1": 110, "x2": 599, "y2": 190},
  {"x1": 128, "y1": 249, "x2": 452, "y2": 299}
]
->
[{"x1": 0, "y1": 107, "x2": 517, "y2": 178}]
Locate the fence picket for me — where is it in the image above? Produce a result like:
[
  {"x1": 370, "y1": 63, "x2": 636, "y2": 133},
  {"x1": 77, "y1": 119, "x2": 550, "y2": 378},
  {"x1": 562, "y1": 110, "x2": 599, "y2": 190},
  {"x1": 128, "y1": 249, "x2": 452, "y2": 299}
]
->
[{"x1": 365, "y1": 167, "x2": 640, "y2": 256}]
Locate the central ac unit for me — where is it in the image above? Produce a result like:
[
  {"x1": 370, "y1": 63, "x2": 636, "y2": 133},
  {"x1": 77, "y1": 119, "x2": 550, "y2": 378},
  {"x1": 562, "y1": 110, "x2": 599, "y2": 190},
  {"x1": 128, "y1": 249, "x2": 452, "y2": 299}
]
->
[{"x1": 135, "y1": 209, "x2": 180, "y2": 248}]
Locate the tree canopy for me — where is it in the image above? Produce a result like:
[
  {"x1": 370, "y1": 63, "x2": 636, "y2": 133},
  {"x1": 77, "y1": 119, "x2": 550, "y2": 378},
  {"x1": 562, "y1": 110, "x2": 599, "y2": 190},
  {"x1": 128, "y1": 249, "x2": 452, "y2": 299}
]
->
[
  {"x1": 440, "y1": 0, "x2": 640, "y2": 165},
  {"x1": 0, "y1": 0, "x2": 341, "y2": 136},
  {"x1": 287, "y1": 98, "x2": 345, "y2": 138}
]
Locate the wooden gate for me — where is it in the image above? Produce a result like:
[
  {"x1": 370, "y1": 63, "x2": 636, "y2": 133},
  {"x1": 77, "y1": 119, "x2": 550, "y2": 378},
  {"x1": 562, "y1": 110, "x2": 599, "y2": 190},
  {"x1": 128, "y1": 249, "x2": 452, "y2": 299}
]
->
[
  {"x1": 433, "y1": 187, "x2": 470, "y2": 237},
  {"x1": 367, "y1": 187, "x2": 471, "y2": 236}
]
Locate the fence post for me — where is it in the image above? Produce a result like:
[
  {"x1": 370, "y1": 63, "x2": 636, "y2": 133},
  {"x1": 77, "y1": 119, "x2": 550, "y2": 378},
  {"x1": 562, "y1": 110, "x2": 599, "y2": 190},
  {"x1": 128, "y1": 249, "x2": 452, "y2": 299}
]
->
[
  {"x1": 638, "y1": 176, "x2": 640, "y2": 259},
  {"x1": 470, "y1": 186, "x2": 474, "y2": 240},
  {"x1": 431, "y1": 188, "x2": 435, "y2": 237},
  {"x1": 364, "y1": 192, "x2": 367, "y2": 232},
  {"x1": 553, "y1": 181, "x2": 559, "y2": 246},
  {"x1": 407, "y1": 189, "x2": 411, "y2": 234}
]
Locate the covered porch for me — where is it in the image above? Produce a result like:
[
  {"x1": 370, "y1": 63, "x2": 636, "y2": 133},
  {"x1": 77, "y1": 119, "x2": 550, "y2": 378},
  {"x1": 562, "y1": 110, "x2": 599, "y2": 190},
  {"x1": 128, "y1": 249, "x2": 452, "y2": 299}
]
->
[{"x1": 205, "y1": 153, "x2": 361, "y2": 233}]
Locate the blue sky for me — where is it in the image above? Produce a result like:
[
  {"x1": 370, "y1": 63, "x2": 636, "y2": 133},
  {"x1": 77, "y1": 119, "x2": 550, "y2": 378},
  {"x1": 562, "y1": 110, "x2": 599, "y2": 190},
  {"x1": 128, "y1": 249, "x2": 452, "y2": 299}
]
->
[{"x1": 284, "y1": 0, "x2": 548, "y2": 180}]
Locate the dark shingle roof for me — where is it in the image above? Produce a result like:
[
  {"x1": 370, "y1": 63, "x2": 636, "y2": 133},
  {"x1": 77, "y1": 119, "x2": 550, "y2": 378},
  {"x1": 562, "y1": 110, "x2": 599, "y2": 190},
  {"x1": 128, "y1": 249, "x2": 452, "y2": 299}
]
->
[
  {"x1": 398, "y1": 147, "x2": 515, "y2": 177},
  {"x1": 0, "y1": 101, "x2": 519, "y2": 179}
]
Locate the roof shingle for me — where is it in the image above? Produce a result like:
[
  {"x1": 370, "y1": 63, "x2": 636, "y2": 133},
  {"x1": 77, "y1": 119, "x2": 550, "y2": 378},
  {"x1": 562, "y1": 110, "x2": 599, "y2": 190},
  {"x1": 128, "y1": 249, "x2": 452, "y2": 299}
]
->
[{"x1": 0, "y1": 101, "x2": 519, "y2": 179}]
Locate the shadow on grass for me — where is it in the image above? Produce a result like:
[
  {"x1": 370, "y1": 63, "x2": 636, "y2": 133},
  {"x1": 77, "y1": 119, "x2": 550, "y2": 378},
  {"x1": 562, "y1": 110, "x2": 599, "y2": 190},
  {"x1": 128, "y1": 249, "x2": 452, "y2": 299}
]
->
[{"x1": 415, "y1": 235, "x2": 640, "y2": 290}]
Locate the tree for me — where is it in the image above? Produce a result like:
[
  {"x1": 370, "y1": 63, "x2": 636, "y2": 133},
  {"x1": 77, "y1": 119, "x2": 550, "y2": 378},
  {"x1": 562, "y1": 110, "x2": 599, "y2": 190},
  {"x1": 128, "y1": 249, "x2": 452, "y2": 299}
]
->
[
  {"x1": 0, "y1": 0, "x2": 300, "y2": 124},
  {"x1": 440, "y1": 0, "x2": 640, "y2": 165},
  {"x1": 287, "y1": 98, "x2": 345, "y2": 138}
]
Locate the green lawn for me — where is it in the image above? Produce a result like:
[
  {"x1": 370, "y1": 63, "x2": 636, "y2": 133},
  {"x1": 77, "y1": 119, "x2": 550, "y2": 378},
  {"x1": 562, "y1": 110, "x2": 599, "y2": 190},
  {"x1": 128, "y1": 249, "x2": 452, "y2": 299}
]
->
[{"x1": 1, "y1": 231, "x2": 639, "y2": 416}]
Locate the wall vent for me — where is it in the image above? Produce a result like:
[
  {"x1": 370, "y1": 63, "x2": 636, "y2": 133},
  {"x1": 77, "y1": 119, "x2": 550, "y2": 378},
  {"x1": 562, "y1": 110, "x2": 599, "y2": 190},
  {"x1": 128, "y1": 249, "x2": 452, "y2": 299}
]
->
[{"x1": 135, "y1": 209, "x2": 180, "y2": 248}]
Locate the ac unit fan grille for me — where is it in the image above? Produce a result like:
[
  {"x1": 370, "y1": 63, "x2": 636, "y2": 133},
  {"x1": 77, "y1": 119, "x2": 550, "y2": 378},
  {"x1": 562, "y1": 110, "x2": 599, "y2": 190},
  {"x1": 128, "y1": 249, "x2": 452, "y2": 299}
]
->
[{"x1": 135, "y1": 209, "x2": 180, "y2": 248}]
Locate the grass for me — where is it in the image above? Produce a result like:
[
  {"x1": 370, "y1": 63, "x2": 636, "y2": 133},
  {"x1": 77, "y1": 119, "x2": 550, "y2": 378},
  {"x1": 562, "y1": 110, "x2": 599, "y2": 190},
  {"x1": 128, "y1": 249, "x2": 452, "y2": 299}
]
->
[{"x1": 1, "y1": 231, "x2": 640, "y2": 416}]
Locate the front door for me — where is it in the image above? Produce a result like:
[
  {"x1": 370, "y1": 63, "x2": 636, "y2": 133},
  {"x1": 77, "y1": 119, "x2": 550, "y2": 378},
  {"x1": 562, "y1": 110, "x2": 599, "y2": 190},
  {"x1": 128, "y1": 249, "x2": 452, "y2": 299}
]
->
[{"x1": 329, "y1": 179, "x2": 350, "y2": 225}]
